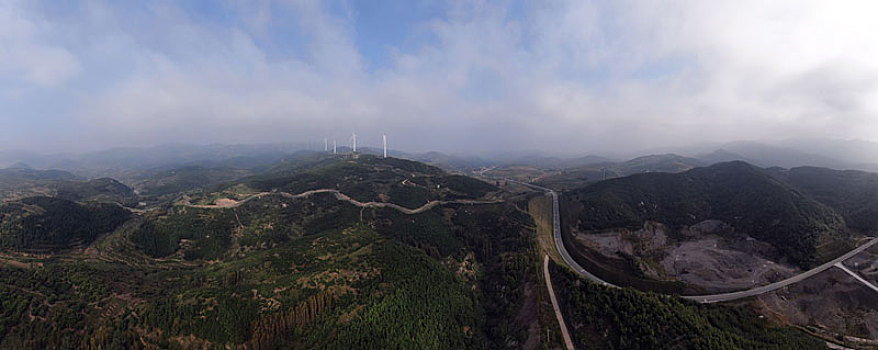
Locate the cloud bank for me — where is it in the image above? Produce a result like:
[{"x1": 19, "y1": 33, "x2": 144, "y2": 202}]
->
[{"x1": 1, "y1": 0, "x2": 877, "y2": 154}]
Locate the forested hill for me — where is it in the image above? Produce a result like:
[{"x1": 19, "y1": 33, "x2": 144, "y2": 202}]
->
[
  {"x1": 0, "y1": 168, "x2": 77, "y2": 181},
  {"x1": 0, "y1": 167, "x2": 137, "y2": 204},
  {"x1": 0, "y1": 156, "x2": 538, "y2": 349},
  {"x1": 242, "y1": 154, "x2": 498, "y2": 206},
  {"x1": 769, "y1": 166, "x2": 878, "y2": 234},
  {"x1": 562, "y1": 161, "x2": 850, "y2": 268},
  {"x1": 0, "y1": 196, "x2": 130, "y2": 252}
]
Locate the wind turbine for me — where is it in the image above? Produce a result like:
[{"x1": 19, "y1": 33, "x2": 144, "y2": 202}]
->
[
  {"x1": 350, "y1": 132, "x2": 357, "y2": 153},
  {"x1": 382, "y1": 133, "x2": 387, "y2": 158}
]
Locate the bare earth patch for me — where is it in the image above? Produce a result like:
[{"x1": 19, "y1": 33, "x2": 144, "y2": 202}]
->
[
  {"x1": 574, "y1": 220, "x2": 799, "y2": 293},
  {"x1": 213, "y1": 198, "x2": 239, "y2": 207},
  {"x1": 758, "y1": 267, "x2": 878, "y2": 344}
]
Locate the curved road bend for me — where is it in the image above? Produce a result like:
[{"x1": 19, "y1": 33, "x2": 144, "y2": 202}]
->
[
  {"x1": 509, "y1": 179, "x2": 878, "y2": 303},
  {"x1": 507, "y1": 179, "x2": 614, "y2": 287}
]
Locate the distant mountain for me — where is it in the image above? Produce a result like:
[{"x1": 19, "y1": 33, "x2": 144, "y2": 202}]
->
[
  {"x1": 499, "y1": 154, "x2": 613, "y2": 169},
  {"x1": 534, "y1": 153, "x2": 703, "y2": 190},
  {"x1": 777, "y1": 138, "x2": 878, "y2": 167},
  {"x1": 0, "y1": 168, "x2": 138, "y2": 204},
  {"x1": 562, "y1": 161, "x2": 850, "y2": 268},
  {"x1": 0, "y1": 143, "x2": 310, "y2": 179},
  {"x1": 615, "y1": 154, "x2": 704, "y2": 175},
  {"x1": 53, "y1": 178, "x2": 138, "y2": 205},
  {"x1": 408, "y1": 151, "x2": 491, "y2": 173},
  {"x1": 6, "y1": 162, "x2": 32, "y2": 170},
  {"x1": 0, "y1": 168, "x2": 77, "y2": 181},
  {"x1": 699, "y1": 141, "x2": 853, "y2": 170},
  {"x1": 696, "y1": 149, "x2": 754, "y2": 165}
]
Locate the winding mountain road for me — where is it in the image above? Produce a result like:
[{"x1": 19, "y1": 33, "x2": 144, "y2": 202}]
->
[
  {"x1": 512, "y1": 179, "x2": 878, "y2": 303},
  {"x1": 184, "y1": 189, "x2": 501, "y2": 215}
]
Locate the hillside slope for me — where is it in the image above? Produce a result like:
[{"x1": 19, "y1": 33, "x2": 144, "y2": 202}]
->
[
  {"x1": 0, "y1": 197, "x2": 130, "y2": 252},
  {"x1": 534, "y1": 154, "x2": 705, "y2": 191},
  {"x1": 563, "y1": 161, "x2": 849, "y2": 268},
  {"x1": 0, "y1": 156, "x2": 538, "y2": 349},
  {"x1": 771, "y1": 166, "x2": 878, "y2": 234},
  {"x1": 549, "y1": 260, "x2": 827, "y2": 349}
]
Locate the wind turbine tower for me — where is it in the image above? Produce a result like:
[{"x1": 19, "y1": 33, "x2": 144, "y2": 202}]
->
[{"x1": 382, "y1": 134, "x2": 387, "y2": 158}]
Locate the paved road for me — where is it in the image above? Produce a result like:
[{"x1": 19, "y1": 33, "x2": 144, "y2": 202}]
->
[
  {"x1": 508, "y1": 180, "x2": 614, "y2": 287},
  {"x1": 511, "y1": 179, "x2": 878, "y2": 303},
  {"x1": 184, "y1": 189, "x2": 501, "y2": 214},
  {"x1": 834, "y1": 262, "x2": 878, "y2": 294},
  {"x1": 543, "y1": 255, "x2": 575, "y2": 350},
  {"x1": 683, "y1": 237, "x2": 878, "y2": 303}
]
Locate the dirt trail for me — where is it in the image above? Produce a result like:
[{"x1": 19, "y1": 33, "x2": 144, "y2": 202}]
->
[
  {"x1": 544, "y1": 255, "x2": 574, "y2": 350},
  {"x1": 184, "y1": 189, "x2": 501, "y2": 214}
]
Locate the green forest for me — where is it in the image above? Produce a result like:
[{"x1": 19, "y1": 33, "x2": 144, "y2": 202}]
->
[
  {"x1": 563, "y1": 161, "x2": 850, "y2": 268},
  {"x1": 0, "y1": 156, "x2": 840, "y2": 349},
  {"x1": 548, "y1": 260, "x2": 827, "y2": 350}
]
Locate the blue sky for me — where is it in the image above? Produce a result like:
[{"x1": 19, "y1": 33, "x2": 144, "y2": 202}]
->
[{"x1": 2, "y1": 0, "x2": 878, "y2": 154}]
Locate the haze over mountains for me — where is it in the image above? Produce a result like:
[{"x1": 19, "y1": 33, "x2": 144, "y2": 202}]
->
[{"x1": 2, "y1": 138, "x2": 878, "y2": 180}]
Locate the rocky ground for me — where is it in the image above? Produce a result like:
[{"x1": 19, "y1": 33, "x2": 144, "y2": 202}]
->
[
  {"x1": 576, "y1": 221, "x2": 878, "y2": 346},
  {"x1": 755, "y1": 245, "x2": 878, "y2": 348},
  {"x1": 573, "y1": 220, "x2": 800, "y2": 293}
]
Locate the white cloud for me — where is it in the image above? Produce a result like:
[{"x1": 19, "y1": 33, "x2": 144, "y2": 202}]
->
[
  {"x1": 0, "y1": 0, "x2": 81, "y2": 88},
  {"x1": 3, "y1": 0, "x2": 878, "y2": 154}
]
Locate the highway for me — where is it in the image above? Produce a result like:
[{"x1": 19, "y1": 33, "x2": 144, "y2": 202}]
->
[
  {"x1": 511, "y1": 179, "x2": 878, "y2": 303},
  {"x1": 683, "y1": 237, "x2": 878, "y2": 303},
  {"x1": 508, "y1": 180, "x2": 614, "y2": 288}
]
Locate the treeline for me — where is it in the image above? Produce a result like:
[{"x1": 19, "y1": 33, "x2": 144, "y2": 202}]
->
[{"x1": 549, "y1": 260, "x2": 828, "y2": 350}]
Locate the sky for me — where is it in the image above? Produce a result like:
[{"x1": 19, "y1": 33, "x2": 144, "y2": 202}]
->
[{"x1": 2, "y1": 0, "x2": 878, "y2": 154}]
